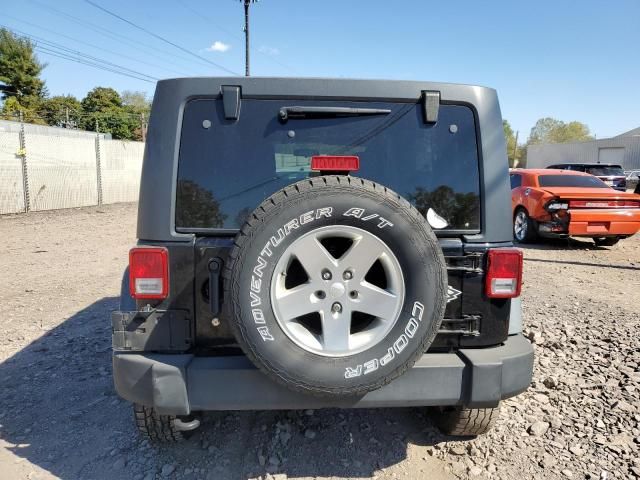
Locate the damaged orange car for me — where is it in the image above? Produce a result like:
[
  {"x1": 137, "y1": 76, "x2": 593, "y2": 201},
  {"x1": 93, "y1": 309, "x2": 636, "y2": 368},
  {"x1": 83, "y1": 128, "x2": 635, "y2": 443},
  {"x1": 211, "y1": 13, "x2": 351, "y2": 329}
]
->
[{"x1": 510, "y1": 169, "x2": 640, "y2": 246}]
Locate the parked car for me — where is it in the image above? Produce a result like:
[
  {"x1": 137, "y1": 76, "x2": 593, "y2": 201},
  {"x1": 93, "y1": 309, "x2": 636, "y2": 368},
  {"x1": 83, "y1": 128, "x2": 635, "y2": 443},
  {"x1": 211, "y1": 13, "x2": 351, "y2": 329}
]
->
[
  {"x1": 626, "y1": 170, "x2": 640, "y2": 192},
  {"x1": 510, "y1": 168, "x2": 640, "y2": 246},
  {"x1": 112, "y1": 78, "x2": 534, "y2": 441},
  {"x1": 547, "y1": 163, "x2": 627, "y2": 191}
]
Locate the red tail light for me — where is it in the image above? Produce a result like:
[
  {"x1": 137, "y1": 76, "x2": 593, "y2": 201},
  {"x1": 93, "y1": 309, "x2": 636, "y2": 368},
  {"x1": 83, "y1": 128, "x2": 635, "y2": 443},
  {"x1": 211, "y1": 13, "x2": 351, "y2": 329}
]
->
[
  {"x1": 311, "y1": 155, "x2": 360, "y2": 172},
  {"x1": 569, "y1": 200, "x2": 640, "y2": 209},
  {"x1": 129, "y1": 247, "x2": 169, "y2": 299},
  {"x1": 485, "y1": 248, "x2": 523, "y2": 298}
]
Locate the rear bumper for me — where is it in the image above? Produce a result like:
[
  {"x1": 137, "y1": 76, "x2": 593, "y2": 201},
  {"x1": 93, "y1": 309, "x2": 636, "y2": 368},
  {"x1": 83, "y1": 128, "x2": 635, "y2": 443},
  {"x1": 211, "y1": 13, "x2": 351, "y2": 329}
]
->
[
  {"x1": 568, "y1": 208, "x2": 640, "y2": 236},
  {"x1": 537, "y1": 209, "x2": 640, "y2": 238},
  {"x1": 112, "y1": 334, "x2": 534, "y2": 415},
  {"x1": 568, "y1": 220, "x2": 640, "y2": 237}
]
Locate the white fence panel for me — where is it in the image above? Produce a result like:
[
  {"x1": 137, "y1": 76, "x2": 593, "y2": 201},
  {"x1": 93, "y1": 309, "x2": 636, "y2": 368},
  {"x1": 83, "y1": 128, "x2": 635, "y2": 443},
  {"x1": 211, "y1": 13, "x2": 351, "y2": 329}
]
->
[
  {"x1": 100, "y1": 140, "x2": 144, "y2": 204},
  {"x1": 0, "y1": 131, "x2": 25, "y2": 214},
  {"x1": 0, "y1": 121, "x2": 146, "y2": 215},
  {"x1": 26, "y1": 134, "x2": 98, "y2": 211}
]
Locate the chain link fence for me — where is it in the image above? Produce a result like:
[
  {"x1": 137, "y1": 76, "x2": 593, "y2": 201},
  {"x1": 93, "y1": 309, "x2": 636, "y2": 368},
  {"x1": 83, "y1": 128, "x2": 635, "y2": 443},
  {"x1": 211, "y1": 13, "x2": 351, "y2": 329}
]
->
[{"x1": 0, "y1": 120, "x2": 143, "y2": 214}]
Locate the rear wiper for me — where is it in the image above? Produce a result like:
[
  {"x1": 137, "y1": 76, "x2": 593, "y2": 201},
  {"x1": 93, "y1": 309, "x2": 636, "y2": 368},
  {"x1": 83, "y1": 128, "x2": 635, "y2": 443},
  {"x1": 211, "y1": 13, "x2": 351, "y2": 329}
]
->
[{"x1": 278, "y1": 106, "x2": 391, "y2": 123}]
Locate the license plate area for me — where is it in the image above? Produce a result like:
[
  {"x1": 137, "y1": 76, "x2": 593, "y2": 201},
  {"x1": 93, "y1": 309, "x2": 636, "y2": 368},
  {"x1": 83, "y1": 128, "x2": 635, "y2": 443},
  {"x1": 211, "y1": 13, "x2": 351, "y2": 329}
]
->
[{"x1": 586, "y1": 222, "x2": 610, "y2": 233}]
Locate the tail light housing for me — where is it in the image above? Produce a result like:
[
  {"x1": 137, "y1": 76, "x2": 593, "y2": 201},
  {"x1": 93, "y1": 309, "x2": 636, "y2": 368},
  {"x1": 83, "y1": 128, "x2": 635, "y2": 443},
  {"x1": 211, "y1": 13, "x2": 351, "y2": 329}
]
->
[
  {"x1": 569, "y1": 200, "x2": 640, "y2": 209},
  {"x1": 129, "y1": 247, "x2": 169, "y2": 299},
  {"x1": 485, "y1": 248, "x2": 523, "y2": 298},
  {"x1": 544, "y1": 199, "x2": 569, "y2": 211}
]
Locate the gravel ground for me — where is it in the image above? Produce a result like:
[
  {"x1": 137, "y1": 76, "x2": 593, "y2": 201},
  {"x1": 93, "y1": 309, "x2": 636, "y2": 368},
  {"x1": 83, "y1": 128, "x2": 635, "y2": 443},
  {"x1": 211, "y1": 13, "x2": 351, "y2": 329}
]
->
[{"x1": 1, "y1": 203, "x2": 639, "y2": 480}]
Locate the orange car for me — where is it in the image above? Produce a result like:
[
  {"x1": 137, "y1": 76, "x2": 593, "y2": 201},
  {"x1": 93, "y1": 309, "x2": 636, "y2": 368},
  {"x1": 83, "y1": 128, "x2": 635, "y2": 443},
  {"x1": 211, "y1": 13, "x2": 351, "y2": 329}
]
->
[{"x1": 510, "y1": 169, "x2": 640, "y2": 246}]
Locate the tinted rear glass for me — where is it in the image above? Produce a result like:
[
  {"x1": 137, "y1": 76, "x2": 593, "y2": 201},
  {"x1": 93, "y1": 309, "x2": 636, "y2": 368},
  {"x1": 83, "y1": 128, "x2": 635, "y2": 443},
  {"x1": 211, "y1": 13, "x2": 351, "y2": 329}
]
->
[
  {"x1": 538, "y1": 175, "x2": 609, "y2": 188},
  {"x1": 550, "y1": 164, "x2": 585, "y2": 172},
  {"x1": 585, "y1": 166, "x2": 624, "y2": 176},
  {"x1": 510, "y1": 174, "x2": 522, "y2": 189},
  {"x1": 176, "y1": 99, "x2": 481, "y2": 231}
]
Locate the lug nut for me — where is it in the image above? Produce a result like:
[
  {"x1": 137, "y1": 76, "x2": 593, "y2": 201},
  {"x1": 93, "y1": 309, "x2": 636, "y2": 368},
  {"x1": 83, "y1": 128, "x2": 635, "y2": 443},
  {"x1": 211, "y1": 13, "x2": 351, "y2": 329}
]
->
[
  {"x1": 331, "y1": 302, "x2": 342, "y2": 313},
  {"x1": 322, "y1": 270, "x2": 332, "y2": 280},
  {"x1": 343, "y1": 270, "x2": 353, "y2": 280}
]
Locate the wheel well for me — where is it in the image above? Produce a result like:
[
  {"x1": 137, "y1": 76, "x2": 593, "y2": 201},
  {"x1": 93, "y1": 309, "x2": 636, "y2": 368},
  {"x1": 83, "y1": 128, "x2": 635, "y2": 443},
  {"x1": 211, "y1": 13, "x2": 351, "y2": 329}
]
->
[{"x1": 513, "y1": 206, "x2": 528, "y2": 219}]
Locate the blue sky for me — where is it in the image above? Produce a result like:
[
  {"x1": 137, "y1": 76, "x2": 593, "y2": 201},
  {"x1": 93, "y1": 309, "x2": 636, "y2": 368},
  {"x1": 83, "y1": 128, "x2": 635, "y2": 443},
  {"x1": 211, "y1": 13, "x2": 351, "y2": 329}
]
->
[{"x1": 2, "y1": 0, "x2": 639, "y2": 139}]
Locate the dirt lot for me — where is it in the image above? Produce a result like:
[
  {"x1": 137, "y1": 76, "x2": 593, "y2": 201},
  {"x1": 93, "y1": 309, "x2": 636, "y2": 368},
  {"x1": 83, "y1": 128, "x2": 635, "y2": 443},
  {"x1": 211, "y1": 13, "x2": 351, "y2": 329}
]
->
[{"x1": 1, "y1": 203, "x2": 639, "y2": 480}]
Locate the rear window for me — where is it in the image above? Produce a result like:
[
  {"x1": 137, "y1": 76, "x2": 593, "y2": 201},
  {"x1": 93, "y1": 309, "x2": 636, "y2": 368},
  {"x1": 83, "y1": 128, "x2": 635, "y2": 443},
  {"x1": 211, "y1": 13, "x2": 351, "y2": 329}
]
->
[
  {"x1": 176, "y1": 99, "x2": 481, "y2": 231},
  {"x1": 538, "y1": 175, "x2": 609, "y2": 188},
  {"x1": 585, "y1": 166, "x2": 624, "y2": 176},
  {"x1": 550, "y1": 164, "x2": 585, "y2": 172},
  {"x1": 510, "y1": 173, "x2": 522, "y2": 189}
]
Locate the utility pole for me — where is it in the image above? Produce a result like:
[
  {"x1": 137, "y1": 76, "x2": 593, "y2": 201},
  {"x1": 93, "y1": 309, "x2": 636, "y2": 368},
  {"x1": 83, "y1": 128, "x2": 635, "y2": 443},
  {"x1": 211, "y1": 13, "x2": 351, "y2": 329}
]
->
[
  {"x1": 513, "y1": 130, "x2": 519, "y2": 167},
  {"x1": 240, "y1": 0, "x2": 259, "y2": 76},
  {"x1": 95, "y1": 118, "x2": 99, "y2": 133}
]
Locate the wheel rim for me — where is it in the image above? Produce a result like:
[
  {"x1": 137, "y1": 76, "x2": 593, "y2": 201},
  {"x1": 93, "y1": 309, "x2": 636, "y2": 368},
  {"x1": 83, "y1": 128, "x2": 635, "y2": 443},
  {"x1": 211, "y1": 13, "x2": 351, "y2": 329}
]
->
[
  {"x1": 270, "y1": 225, "x2": 405, "y2": 357},
  {"x1": 514, "y1": 211, "x2": 528, "y2": 241}
]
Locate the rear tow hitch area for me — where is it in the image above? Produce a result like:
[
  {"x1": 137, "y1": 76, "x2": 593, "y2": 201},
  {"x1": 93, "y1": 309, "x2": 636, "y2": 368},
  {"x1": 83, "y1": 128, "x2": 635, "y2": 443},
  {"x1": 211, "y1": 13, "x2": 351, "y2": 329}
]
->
[{"x1": 174, "y1": 416, "x2": 200, "y2": 432}]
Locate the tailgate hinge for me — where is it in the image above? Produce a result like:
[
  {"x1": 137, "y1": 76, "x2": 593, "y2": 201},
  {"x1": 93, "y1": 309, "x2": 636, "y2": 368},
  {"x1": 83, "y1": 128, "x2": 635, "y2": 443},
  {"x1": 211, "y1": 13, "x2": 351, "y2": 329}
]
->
[
  {"x1": 421, "y1": 90, "x2": 440, "y2": 124},
  {"x1": 221, "y1": 85, "x2": 241, "y2": 121}
]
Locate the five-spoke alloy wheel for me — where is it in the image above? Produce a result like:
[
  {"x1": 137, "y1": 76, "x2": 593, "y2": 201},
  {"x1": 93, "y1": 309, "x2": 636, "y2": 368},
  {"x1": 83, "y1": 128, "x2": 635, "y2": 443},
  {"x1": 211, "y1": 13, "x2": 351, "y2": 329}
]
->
[{"x1": 271, "y1": 225, "x2": 405, "y2": 357}]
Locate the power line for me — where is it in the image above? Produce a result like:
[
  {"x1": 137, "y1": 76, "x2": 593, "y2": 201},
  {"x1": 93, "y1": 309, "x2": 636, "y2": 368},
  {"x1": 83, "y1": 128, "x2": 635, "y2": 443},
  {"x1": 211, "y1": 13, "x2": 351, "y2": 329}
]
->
[
  {"x1": 83, "y1": 0, "x2": 241, "y2": 76},
  {"x1": 35, "y1": 46, "x2": 156, "y2": 83},
  {"x1": 25, "y1": 0, "x2": 205, "y2": 75},
  {"x1": 5, "y1": 27, "x2": 158, "y2": 81},
  {"x1": 3, "y1": 14, "x2": 192, "y2": 78},
  {"x1": 176, "y1": 0, "x2": 297, "y2": 74},
  {"x1": 2, "y1": 25, "x2": 158, "y2": 82}
]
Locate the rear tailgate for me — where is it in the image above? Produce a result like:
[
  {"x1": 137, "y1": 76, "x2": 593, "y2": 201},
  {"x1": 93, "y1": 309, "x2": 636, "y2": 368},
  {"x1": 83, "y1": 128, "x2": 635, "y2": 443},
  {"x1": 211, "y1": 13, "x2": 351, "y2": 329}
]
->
[{"x1": 177, "y1": 96, "x2": 509, "y2": 350}]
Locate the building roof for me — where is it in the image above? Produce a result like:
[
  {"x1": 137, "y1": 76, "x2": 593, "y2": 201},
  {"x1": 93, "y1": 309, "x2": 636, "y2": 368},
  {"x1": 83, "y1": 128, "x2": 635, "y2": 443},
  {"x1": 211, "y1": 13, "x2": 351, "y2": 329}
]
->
[{"x1": 616, "y1": 126, "x2": 640, "y2": 137}]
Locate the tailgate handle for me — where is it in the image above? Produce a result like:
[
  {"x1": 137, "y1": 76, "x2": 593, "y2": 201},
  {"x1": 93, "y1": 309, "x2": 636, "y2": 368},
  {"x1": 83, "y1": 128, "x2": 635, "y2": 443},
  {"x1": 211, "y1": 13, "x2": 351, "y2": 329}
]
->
[{"x1": 208, "y1": 258, "x2": 224, "y2": 316}]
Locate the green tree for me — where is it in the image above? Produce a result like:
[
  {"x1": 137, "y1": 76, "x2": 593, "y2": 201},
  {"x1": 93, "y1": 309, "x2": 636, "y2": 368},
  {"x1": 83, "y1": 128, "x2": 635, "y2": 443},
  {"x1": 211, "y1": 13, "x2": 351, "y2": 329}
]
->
[
  {"x1": 79, "y1": 87, "x2": 138, "y2": 139},
  {"x1": 40, "y1": 94, "x2": 81, "y2": 127},
  {"x1": 527, "y1": 117, "x2": 593, "y2": 145},
  {"x1": 80, "y1": 87, "x2": 122, "y2": 112},
  {"x1": 121, "y1": 90, "x2": 151, "y2": 112},
  {"x1": 0, "y1": 28, "x2": 47, "y2": 123},
  {"x1": 0, "y1": 28, "x2": 46, "y2": 100},
  {"x1": 121, "y1": 90, "x2": 151, "y2": 141},
  {"x1": 0, "y1": 96, "x2": 42, "y2": 123}
]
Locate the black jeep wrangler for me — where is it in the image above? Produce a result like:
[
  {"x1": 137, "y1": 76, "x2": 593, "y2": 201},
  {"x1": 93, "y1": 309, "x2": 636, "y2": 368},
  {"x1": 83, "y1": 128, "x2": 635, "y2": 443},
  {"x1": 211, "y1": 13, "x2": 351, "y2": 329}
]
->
[{"x1": 112, "y1": 77, "x2": 533, "y2": 441}]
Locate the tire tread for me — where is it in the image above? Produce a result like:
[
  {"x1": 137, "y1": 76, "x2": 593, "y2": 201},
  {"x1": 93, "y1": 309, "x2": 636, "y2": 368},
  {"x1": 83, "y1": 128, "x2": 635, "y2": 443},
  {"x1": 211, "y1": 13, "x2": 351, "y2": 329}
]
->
[
  {"x1": 133, "y1": 404, "x2": 183, "y2": 442},
  {"x1": 432, "y1": 406, "x2": 500, "y2": 437}
]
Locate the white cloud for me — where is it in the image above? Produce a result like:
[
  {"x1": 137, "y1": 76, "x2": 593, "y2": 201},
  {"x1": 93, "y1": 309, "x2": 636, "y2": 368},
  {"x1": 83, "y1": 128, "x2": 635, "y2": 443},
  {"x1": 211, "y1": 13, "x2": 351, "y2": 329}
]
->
[
  {"x1": 207, "y1": 41, "x2": 231, "y2": 53},
  {"x1": 258, "y1": 45, "x2": 280, "y2": 56}
]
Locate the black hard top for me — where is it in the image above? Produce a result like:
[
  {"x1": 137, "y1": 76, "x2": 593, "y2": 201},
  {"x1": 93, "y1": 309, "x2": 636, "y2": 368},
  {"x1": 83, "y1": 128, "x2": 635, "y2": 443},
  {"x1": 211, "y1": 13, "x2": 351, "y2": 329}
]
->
[{"x1": 137, "y1": 77, "x2": 512, "y2": 244}]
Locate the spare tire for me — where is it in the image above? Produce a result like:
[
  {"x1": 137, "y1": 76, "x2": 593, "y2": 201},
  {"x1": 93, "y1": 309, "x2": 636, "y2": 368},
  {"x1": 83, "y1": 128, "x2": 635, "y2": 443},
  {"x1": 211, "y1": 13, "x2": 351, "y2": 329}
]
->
[{"x1": 223, "y1": 176, "x2": 447, "y2": 396}]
